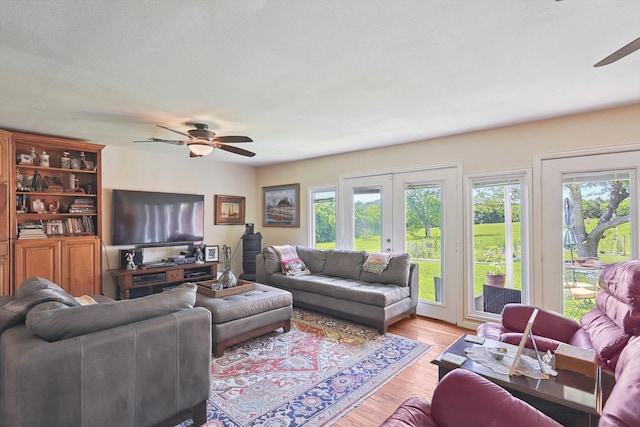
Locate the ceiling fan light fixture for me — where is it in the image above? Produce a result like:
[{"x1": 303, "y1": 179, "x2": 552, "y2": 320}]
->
[{"x1": 187, "y1": 141, "x2": 214, "y2": 157}]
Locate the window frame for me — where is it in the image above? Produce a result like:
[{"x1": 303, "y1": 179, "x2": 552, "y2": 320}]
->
[
  {"x1": 465, "y1": 169, "x2": 532, "y2": 320},
  {"x1": 307, "y1": 185, "x2": 338, "y2": 248}
]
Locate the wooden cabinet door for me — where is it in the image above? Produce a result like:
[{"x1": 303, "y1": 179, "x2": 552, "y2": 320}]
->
[
  {"x1": 0, "y1": 242, "x2": 9, "y2": 295},
  {"x1": 14, "y1": 239, "x2": 60, "y2": 287},
  {"x1": 61, "y1": 237, "x2": 100, "y2": 296}
]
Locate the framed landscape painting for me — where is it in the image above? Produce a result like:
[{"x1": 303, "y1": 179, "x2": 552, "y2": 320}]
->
[
  {"x1": 215, "y1": 195, "x2": 245, "y2": 225},
  {"x1": 262, "y1": 183, "x2": 300, "y2": 227}
]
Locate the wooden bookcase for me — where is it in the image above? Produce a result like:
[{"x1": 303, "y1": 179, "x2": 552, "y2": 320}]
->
[{"x1": 0, "y1": 129, "x2": 104, "y2": 296}]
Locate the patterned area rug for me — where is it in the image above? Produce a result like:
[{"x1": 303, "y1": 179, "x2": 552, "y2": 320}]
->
[{"x1": 183, "y1": 309, "x2": 431, "y2": 427}]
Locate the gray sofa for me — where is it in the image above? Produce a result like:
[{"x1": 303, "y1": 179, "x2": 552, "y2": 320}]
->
[
  {"x1": 256, "y1": 245, "x2": 418, "y2": 333},
  {"x1": 0, "y1": 277, "x2": 211, "y2": 427}
]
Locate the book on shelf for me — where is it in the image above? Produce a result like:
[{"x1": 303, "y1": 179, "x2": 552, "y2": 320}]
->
[
  {"x1": 18, "y1": 221, "x2": 47, "y2": 239},
  {"x1": 18, "y1": 221, "x2": 44, "y2": 230},
  {"x1": 69, "y1": 197, "x2": 97, "y2": 214}
]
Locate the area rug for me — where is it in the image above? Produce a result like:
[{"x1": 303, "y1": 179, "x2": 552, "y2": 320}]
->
[{"x1": 182, "y1": 309, "x2": 431, "y2": 426}]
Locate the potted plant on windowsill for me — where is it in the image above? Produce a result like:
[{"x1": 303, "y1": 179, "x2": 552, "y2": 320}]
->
[{"x1": 484, "y1": 246, "x2": 506, "y2": 287}]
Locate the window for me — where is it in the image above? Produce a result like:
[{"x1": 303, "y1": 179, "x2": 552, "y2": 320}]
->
[
  {"x1": 467, "y1": 172, "x2": 530, "y2": 315},
  {"x1": 562, "y1": 171, "x2": 633, "y2": 319},
  {"x1": 309, "y1": 187, "x2": 337, "y2": 249}
]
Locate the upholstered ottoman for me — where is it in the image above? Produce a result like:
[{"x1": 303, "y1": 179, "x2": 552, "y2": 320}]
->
[{"x1": 195, "y1": 283, "x2": 293, "y2": 357}]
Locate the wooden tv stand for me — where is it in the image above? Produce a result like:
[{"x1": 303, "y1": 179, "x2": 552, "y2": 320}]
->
[{"x1": 109, "y1": 262, "x2": 218, "y2": 299}]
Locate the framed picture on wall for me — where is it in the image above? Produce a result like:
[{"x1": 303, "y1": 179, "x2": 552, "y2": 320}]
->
[
  {"x1": 262, "y1": 183, "x2": 300, "y2": 228},
  {"x1": 215, "y1": 195, "x2": 245, "y2": 225},
  {"x1": 205, "y1": 245, "x2": 219, "y2": 262}
]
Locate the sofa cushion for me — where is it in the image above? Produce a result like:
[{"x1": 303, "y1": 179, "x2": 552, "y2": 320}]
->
[
  {"x1": 0, "y1": 277, "x2": 80, "y2": 336},
  {"x1": 16, "y1": 276, "x2": 71, "y2": 298},
  {"x1": 360, "y1": 253, "x2": 411, "y2": 286},
  {"x1": 262, "y1": 246, "x2": 282, "y2": 275},
  {"x1": 599, "y1": 259, "x2": 640, "y2": 307},
  {"x1": 595, "y1": 291, "x2": 640, "y2": 335},
  {"x1": 295, "y1": 245, "x2": 327, "y2": 273},
  {"x1": 580, "y1": 308, "x2": 629, "y2": 365},
  {"x1": 267, "y1": 273, "x2": 410, "y2": 307},
  {"x1": 322, "y1": 249, "x2": 366, "y2": 280},
  {"x1": 26, "y1": 283, "x2": 197, "y2": 342}
]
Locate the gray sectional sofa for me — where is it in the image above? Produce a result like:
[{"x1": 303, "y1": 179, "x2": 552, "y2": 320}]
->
[
  {"x1": 0, "y1": 277, "x2": 211, "y2": 427},
  {"x1": 256, "y1": 245, "x2": 418, "y2": 333}
]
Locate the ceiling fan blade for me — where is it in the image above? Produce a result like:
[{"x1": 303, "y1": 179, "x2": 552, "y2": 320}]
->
[
  {"x1": 216, "y1": 144, "x2": 256, "y2": 157},
  {"x1": 212, "y1": 135, "x2": 253, "y2": 143},
  {"x1": 133, "y1": 137, "x2": 185, "y2": 145},
  {"x1": 156, "y1": 125, "x2": 193, "y2": 139},
  {"x1": 594, "y1": 36, "x2": 640, "y2": 67}
]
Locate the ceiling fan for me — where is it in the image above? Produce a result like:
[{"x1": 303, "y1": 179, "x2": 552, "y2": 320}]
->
[
  {"x1": 594, "y1": 36, "x2": 640, "y2": 67},
  {"x1": 134, "y1": 123, "x2": 255, "y2": 158}
]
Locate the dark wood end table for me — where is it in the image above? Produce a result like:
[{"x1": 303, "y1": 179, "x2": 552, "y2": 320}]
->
[{"x1": 432, "y1": 334, "x2": 602, "y2": 427}]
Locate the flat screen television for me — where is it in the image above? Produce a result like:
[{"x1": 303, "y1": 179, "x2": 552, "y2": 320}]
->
[{"x1": 111, "y1": 189, "x2": 205, "y2": 246}]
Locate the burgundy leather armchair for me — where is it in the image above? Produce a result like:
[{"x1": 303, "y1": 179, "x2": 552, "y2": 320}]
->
[
  {"x1": 477, "y1": 259, "x2": 640, "y2": 370},
  {"x1": 379, "y1": 369, "x2": 560, "y2": 427}
]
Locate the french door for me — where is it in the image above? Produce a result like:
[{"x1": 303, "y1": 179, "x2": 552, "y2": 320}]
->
[
  {"x1": 340, "y1": 165, "x2": 460, "y2": 323},
  {"x1": 539, "y1": 149, "x2": 640, "y2": 314}
]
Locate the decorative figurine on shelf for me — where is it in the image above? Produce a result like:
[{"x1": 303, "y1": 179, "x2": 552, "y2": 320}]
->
[
  {"x1": 38, "y1": 150, "x2": 50, "y2": 168},
  {"x1": 61, "y1": 151, "x2": 71, "y2": 169},
  {"x1": 29, "y1": 147, "x2": 37, "y2": 164},
  {"x1": 218, "y1": 245, "x2": 237, "y2": 288},
  {"x1": 125, "y1": 251, "x2": 137, "y2": 271},
  {"x1": 194, "y1": 244, "x2": 205, "y2": 264},
  {"x1": 48, "y1": 200, "x2": 60, "y2": 213},
  {"x1": 16, "y1": 170, "x2": 24, "y2": 191},
  {"x1": 79, "y1": 151, "x2": 87, "y2": 170},
  {"x1": 32, "y1": 170, "x2": 44, "y2": 192}
]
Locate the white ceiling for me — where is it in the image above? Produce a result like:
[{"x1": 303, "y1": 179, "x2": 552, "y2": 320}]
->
[{"x1": 1, "y1": 0, "x2": 639, "y2": 166}]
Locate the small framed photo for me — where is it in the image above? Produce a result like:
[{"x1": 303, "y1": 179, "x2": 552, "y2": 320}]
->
[
  {"x1": 215, "y1": 195, "x2": 246, "y2": 225},
  {"x1": 31, "y1": 198, "x2": 45, "y2": 213},
  {"x1": 262, "y1": 183, "x2": 300, "y2": 227},
  {"x1": 205, "y1": 245, "x2": 219, "y2": 262}
]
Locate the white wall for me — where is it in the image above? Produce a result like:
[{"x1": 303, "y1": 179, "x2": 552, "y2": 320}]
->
[{"x1": 100, "y1": 146, "x2": 257, "y2": 298}]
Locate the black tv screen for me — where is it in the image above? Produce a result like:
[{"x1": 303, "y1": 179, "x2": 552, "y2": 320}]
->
[{"x1": 111, "y1": 190, "x2": 204, "y2": 246}]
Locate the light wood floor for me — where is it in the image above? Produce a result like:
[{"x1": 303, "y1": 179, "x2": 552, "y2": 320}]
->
[{"x1": 335, "y1": 315, "x2": 474, "y2": 426}]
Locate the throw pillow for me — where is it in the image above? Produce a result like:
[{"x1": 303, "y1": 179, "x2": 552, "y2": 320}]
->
[
  {"x1": 26, "y1": 283, "x2": 197, "y2": 342},
  {"x1": 281, "y1": 258, "x2": 311, "y2": 276},
  {"x1": 360, "y1": 253, "x2": 411, "y2": 286},
  {"x1": 362, "y1": 252, "x2": 394, "y2": 274},
  {"x1": 273, "y1": 244, "x2": 310, "y2": 276}
]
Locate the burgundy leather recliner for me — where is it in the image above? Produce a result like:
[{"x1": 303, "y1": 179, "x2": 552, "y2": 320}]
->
[{"x1": 379, "y1": 369, "x2": 561, "y2": 427}]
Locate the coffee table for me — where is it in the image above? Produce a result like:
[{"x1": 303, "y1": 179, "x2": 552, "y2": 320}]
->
[{"x1": 432, "y1": 334, "x2": 602, "y2": 427}]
